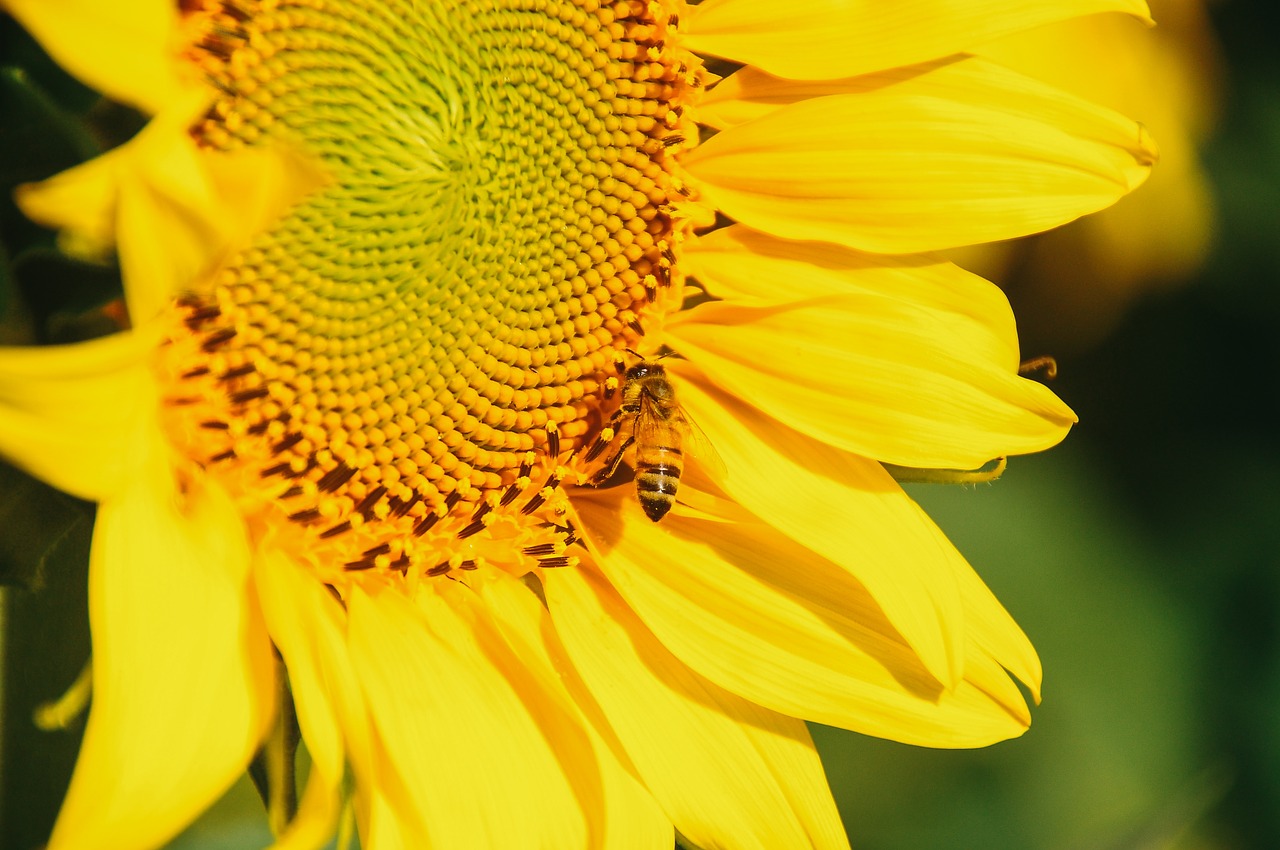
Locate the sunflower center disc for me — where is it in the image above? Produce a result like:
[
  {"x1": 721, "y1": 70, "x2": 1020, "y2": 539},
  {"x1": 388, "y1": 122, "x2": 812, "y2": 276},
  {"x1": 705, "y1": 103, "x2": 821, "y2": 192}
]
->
[{"x1": 161, "y1": 0, "x2": 701, "y2": 579}]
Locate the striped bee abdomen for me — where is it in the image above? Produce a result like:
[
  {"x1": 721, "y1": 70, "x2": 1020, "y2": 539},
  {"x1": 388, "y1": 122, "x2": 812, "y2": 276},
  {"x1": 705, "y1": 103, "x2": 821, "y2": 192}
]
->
[{"x1": 635, "y1": 444, "x2": 684, "y2": 521}]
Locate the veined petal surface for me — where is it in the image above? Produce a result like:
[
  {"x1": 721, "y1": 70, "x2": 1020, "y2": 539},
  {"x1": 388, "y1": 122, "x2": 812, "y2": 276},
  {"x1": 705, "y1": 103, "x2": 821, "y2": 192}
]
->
[
  {"x1": 1, "y1": 0, "x2": 186, "y2": 113},
  {"x1": 363, "y1": 785, "x2": 422, "y2": 850},
  {"x1": 254, "y1": 548, "x2": 371, "y2": 799},
  {"x1": 684, "y1": 56, "x2": 1158, "y2": 254},
  {"x1": 684, "y1": 0, "x2": 1151, "y2": 80},
  {"x1": 49, "y1": 465, "x2": 275, "y2": 850},
  {"x1": 671, "y1": 241, "x2": 1076, "y2": 468},
  {"x1": 545, "y1": 565, "x2": 850, "y2": 850},
  {"x1": 475, "y1": 574, "x2": 673, "y2": 850},
  {"x1": 697, "y1": 58, "x2": 952, "y2": 131},
  {"x1": 956, "y1": 552, "x2": 1043, "y2": 705},
  {"x1": 673, "y1": 372, "x2": 1040, "y2": 703},
  {"x1": 574, "y1": 487, "x2": 1033, "y2": 747},
  {"x1": 675, "y1": 374, "x2": 966, "y2": 687},
  {"x1": 685, "y1": 224, "x2": 1018, "y2": 356},
  {"x1": 346, "y1": 584, "x2": 588, "y2": 849}
]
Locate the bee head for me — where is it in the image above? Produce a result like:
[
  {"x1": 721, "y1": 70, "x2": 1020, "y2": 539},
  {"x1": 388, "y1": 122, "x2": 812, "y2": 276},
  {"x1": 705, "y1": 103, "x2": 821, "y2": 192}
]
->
[{"x1": 624, "y1": 361, "x2": 664, "y2": 381}]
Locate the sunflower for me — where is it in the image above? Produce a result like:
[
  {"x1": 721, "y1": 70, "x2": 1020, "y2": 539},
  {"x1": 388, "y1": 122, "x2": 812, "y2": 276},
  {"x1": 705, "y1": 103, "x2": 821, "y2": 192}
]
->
[{"x1": 1, "y1": 0, "x2": 1156, "y2": 847}]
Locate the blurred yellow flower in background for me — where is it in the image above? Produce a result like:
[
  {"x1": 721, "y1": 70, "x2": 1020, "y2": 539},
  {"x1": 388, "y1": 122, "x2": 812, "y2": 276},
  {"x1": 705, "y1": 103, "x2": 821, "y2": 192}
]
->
[
  {"x1": 0, "y1": 0, "x2": 1158, "y2": 847},
  {"x1": 953, "y1": 0, "x2": 1220, "y2": 352}
]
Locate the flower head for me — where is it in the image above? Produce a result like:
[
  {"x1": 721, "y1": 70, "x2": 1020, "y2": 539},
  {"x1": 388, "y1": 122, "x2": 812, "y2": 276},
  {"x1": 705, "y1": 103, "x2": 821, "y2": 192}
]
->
[{"x1": 1, "y1": 0, "x2": 1156, "y2": 847}]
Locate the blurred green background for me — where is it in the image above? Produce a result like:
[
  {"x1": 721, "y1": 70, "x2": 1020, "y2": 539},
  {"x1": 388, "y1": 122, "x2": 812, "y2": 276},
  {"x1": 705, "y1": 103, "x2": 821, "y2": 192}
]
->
[{"x1": 2, "y1": 0, "x2": 1278, "y2": 848}]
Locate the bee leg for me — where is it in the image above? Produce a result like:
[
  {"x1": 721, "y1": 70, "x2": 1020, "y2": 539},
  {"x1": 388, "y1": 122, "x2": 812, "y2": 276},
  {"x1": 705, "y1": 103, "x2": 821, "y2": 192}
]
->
[
  {"x1": 585, "y1": 400, "x2": 636, "y2": 463},
  {"x1": 591, "y1": 435, "x2": 635, "y2": 486},
  {"x1": 603, "y1": 351, "x2": 629, "y2": 401}
]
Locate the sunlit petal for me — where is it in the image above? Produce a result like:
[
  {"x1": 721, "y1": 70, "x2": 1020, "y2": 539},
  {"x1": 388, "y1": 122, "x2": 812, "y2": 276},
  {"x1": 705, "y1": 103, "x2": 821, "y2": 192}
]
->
[
  {"x1": 0, "y1": 329, "x2": 163, "y2": 501},
  {"x1": 684, "y1": 56, "x2": 1157, "y2": 254},
  {"x1": 685, "y1": 0, "x2": 1151, "y2": 80},
  {"x1": 347, "y1": 583, "x2": 589, "y2": 848},
  {"x1": 49, "y1": 463, "x2": 275, "y2": 850},
  {"x1": 673, "y1": 371, "x2": 1040, "y2": 703},
  {"x1": 1, "y1": 0, "x2": 186, "y2": 113},
  {"x1": 575, "y1": 487, "x2": 1033, "y2": 746},
  {"x1": 675, "y1": 375, "x2": 965, "y2": 686},
  {"x1": 671, "y1": 241, "x2": 1076, "y2": 468},
  {"x1": 253, "y1": 547, "x2": 371, "y2": 793},
  {"x1": 546, "y1": 565, "x2": 850, "y2": 850},
  {"x1": 269, "y1": 765, "x2": 343, "y2": 850},
  {"x1": 475, "y1": 573, "x2": 674, "y2": 850}
]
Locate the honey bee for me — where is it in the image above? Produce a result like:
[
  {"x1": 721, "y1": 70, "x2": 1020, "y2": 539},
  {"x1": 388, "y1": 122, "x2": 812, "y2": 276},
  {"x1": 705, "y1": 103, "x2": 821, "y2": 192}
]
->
[{"x1": 590, "y1": 357, "x2": 721, "y2": 522}]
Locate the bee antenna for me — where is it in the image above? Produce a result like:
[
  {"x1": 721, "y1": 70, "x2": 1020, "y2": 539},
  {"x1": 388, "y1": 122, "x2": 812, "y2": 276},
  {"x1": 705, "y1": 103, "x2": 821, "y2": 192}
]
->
[{"x1": 621, "y1": 348, "x2": 675, "y2": 364}]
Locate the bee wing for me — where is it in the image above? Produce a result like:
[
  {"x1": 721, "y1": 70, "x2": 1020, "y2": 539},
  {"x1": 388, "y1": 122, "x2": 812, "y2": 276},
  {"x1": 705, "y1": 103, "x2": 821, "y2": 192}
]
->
[
  {"x1": 632, "y1": 391, "x2": 668, "y2": 445},
  {"x1": 673, "y1": 402, "x2": 727, "y2": 483}
]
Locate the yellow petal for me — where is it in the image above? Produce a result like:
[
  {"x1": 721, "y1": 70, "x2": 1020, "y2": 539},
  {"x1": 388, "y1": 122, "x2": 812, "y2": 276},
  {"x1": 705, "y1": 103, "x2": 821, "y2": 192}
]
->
[
  {"x1": 269, "y1": 765, "x2": 343, "y2": 850},
  {"x1": 955, "y1": 549, "x2": 1043, "y2": 704},
  {"x1": 743, "y1": 709, "x2": 852, "y2": 850},
  {"x1": 0, "y1": 328, "x2": 164, "y2": 501},
  {"x1": 684, "y1": 0, "x2": 1151, "y2": 80},
  {"x1": 346, "y1": 582, "x2": 589, "y2": 848},
  {"x1": 545, "y1": 565, "x2": 851, "y2": 850},
  {"x1": 965, "y1": 9, "x2": 1218, "y2": 316},
  {"x1": 445, "y1": 575, "x2": 603, "y2": 848},
  {"x1": 670, "y1": 240, "x2": 1076, "y2": 468},
  {"x1": 117, "y1": 143, "x2": 326, "y2": 321},
  {"x1": 15, "y1": 153, "x2": 120, "y2": 253},
  {"x1": 2, "y1": 0, "x2": 187, "y2": 113},
  {"x1": 683, "y1": 56, "x2": 1157, "y2": 254},
  {"x1": 670, "y1": 396, "x2": 1039, "y2": 701},
  {"x1": 474, "y1": 573, "x2": 674, "y2": 850},
  {"x1": 364, "y1": 785, "x2": 418, "y2": 850},
  {"x1": 49, "y1": 463, "x2": 276, "y2": 850},
  {"x1": 573, "y1": 486, "x2": 1033, "y2": 747},
  {"x1": 676, "y1": 373, "x2": 1042, "y2": 703},
  {"x1": 685, "y1": 223, "x2": 1020, "y2": 354},
  {"x1": 17, "y1": 101, "x2": 325, "y2": 321},
  {"x1": 253, "y1": 548, "x2": 371, "y2": 798},
  {"x1": 676, "y1": 375, "x2": 965, "y2": 688},
  {"x1": 697, "y1": 58, "x2": 954, "y2": 131}
]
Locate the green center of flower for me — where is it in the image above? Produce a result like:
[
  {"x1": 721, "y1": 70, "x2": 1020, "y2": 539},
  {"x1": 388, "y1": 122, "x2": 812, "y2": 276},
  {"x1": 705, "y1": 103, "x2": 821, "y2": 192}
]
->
[{"x1": 164, "y1": 0, "x2": 701, "y2": 578}]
